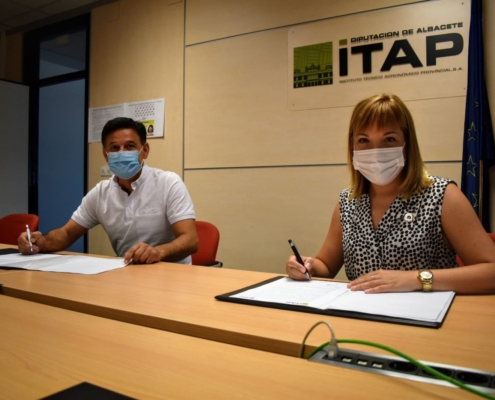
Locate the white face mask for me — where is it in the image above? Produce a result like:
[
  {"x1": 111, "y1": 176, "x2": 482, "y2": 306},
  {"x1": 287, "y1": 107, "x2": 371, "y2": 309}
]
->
[{"x1": 352, "y1": 145, "x2": 405, "y2": 186}]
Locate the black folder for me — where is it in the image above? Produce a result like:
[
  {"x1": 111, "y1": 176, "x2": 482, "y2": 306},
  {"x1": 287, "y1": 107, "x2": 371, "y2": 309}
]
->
[
  {"x1": 215, "y1": 276, "x2": 454, "y2": 329},
  {"x1": 0, "y1": 248, "x2": 20, "y2": 255},
  {"x1": 41, "y1": 382, "x2": 135, "y2": 399},
  {"x1": 0, "y1": 248, "x2": 25, "y2": 270}
]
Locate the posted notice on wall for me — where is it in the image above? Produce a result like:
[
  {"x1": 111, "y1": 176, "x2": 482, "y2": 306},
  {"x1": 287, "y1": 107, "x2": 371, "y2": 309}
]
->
[{"x1": 88, "y1": 98, "x2": 165, "y2": 143}]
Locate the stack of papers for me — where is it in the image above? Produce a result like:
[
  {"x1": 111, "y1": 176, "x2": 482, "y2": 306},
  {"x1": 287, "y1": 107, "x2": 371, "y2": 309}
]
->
[
  {"x1": 230, "y1": 277, "x2": 455, "y2": 324},
  {"x1": 0, "y1": 252, "x2": 127, "y2": 275}
]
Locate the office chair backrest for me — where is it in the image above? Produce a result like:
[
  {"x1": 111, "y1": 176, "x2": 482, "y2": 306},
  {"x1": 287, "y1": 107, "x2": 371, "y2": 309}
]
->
[
  {"x1": 0, "y1": 213, "x2": 40, "y2": 246},
  {"x1": 456, "y1": 233, "x2": 495, "y2": 266},
  {"x1": 192, "y1": 220, "x2": 221, "y2": 266}
]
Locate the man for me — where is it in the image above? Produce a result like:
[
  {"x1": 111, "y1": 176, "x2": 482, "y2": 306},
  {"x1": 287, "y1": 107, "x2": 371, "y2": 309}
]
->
[{"x1": 18, "y1": 117, "x2": 198, "y2": 264}]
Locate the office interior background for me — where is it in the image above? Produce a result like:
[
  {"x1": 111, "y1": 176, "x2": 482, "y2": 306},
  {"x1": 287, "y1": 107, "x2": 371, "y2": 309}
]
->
[{"x1": 1, "y1": 0, "x2": 494, "y2": 279}]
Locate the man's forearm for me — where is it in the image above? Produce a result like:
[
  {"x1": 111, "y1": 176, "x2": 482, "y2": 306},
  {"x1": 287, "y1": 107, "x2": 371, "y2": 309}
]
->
[
  {"x1": 39, "y1": 220, "x2": 88, "y2": 253},
  {"x1": 40, "y1": 228, "x2": 76, "y2": 252},
  {"x1": 156, "y1": 233, "x2": 199, "y2": 262}
]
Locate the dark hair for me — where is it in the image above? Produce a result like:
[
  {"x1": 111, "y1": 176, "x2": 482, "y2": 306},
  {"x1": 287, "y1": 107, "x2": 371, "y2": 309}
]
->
[{"x1": 101, "y1": 117, "x2": 147, "y2": 146}]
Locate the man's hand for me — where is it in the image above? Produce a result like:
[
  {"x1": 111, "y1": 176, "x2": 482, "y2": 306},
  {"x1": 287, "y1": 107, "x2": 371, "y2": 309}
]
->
[
  {"x1": 17, "y1": 220, "x2": 87, "y2": 255},
  {"x1": 124, "y1": 242, "x2": 162, "y2": 264},
  {"x1": 18, "y1": 231, "x2": 45, "y2": 255}
]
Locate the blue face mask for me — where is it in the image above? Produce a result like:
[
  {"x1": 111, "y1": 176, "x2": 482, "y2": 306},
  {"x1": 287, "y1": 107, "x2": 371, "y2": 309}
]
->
[{"x1": 107, "y1": 148, "x2": 143, "y2": 179}]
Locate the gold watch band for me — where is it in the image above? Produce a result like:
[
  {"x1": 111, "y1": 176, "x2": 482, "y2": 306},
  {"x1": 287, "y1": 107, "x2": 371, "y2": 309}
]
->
[{"x1": 418, "y1": 269, "x2": 433, "y2": 292}]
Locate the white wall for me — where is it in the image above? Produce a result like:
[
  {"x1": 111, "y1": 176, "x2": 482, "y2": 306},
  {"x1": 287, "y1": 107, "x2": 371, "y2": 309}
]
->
[{"x1": 0, "y1": 79, "x2": 29, "y2": 217}]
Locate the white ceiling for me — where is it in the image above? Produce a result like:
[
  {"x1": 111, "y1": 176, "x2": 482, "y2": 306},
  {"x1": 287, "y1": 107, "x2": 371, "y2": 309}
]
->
[{"x1": 0, "y1": 0, "x2": 106, "y2": 34}]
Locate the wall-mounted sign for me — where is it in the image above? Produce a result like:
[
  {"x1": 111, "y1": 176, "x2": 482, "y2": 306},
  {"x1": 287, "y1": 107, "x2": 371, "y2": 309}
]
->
[{"x1": 288, "y1": 0, "x2": 469, "y2": 110}]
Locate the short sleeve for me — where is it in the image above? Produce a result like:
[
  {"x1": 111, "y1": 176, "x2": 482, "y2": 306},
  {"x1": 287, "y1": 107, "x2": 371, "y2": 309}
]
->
[
  {"x1": 165, "y1": 174, "x2": 196, "y2": 225},
  {"x1": 71, "y1": 186, "x2": 101, "y2": 229}
]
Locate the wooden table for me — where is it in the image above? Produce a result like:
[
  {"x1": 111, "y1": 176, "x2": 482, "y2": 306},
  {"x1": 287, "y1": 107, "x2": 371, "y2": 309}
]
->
[
  {"x1": 0, "y1": 295, "x2": 476, "y2": 399},
  {"x1": 1, "y1": 255, "x2": 495, "y2": 374}
]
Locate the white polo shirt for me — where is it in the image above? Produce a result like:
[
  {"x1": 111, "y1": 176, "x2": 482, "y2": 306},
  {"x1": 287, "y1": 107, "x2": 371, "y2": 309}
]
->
[{"x1": 72, "y1": 164, "x2": 196, "y2": 264}]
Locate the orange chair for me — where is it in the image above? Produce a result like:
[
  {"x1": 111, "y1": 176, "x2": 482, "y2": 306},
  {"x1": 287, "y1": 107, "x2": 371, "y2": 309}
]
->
[
  {"x1": 0, "y1": 213, "x2": 40, "y2": 246},
  {"x1": 456, "y1": 233, "x2": 495, "y2": 266},
  {"x1": 191, "y1": 220, "x2": 222, "y2": 267}
]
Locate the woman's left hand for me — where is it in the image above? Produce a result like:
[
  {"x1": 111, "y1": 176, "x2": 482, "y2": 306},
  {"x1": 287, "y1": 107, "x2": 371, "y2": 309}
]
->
[{"x1": 347, "y1": 270, "x2": 422, "y2": 293}]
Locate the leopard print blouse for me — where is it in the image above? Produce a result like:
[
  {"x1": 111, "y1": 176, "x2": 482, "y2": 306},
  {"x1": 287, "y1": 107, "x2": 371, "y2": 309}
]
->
[{"x1": 339, "y1": 176, "x2": 458, "y2": 280}]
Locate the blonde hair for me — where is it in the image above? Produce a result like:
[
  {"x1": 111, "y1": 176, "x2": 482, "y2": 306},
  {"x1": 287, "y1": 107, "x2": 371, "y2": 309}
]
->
[{"x1": 347, "y1": 93, "x2": 431, "y2": 199}]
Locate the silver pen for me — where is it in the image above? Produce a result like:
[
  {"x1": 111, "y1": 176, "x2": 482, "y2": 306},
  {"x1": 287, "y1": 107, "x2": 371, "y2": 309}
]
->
[{"x1": 25, "y1": 224, "x2": 33, "y2": 253}]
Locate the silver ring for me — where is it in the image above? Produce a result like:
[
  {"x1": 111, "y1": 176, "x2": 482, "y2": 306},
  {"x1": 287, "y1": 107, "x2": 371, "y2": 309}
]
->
[{"x1": 371, "y1": 275, "x2": 375, "y2": 280}]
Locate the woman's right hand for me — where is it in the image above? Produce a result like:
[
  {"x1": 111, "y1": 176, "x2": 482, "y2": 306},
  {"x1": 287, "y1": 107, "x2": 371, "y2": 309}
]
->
[{"x1": 286, "y1": 255, "x2": 313, "y2": 280}]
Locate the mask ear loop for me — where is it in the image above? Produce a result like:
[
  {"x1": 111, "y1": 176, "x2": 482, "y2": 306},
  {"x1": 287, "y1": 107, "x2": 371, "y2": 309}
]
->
[{"x1": 138, "y1": 146, "x2": 145, "y2": 167}]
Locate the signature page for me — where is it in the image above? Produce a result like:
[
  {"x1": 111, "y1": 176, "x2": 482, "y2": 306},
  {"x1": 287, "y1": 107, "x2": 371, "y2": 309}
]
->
[
  {"x1": 231, "y1": 278, "x2": 349, "y2": 307},
  {"x1": 0, "y1": 253, "x2": 126, "y2": 274},
  {"x1": 230, "y1": 277, "x2": 454, "y2": 323},
  {"x1": 329, "y1": 290, "x2": 455, "y2": 322}
]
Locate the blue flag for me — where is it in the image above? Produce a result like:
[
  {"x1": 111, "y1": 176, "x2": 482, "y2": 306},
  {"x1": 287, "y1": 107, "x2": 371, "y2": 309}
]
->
[{"x1": 461, "y1": 0, "x2": 495, "y2": 231}]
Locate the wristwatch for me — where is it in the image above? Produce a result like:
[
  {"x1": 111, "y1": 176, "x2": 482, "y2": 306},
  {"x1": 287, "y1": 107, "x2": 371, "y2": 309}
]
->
[{"x1": 418, "y1": 269, "x2": 433, "y2": 291}]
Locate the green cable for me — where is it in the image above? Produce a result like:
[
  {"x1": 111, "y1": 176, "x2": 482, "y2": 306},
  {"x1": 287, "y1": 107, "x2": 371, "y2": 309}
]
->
[{"x1": 307, "y1": 339, "x2": 495, "y2": 400}]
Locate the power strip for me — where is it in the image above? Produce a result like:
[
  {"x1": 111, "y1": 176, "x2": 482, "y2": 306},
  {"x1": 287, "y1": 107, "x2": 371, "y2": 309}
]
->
[{"x1": 309, "y1": 347, "x2": 495, "y2": 394}]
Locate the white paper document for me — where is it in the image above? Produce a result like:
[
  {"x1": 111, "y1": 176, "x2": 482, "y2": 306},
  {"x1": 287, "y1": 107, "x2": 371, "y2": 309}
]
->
[
  {"x1": 0, "y1": 253, "x2": 127, "y2": 275},
  {"x1": 126, "y1": 98, "x2": 165, "y2": 139},
  {"x1": 88, "y1": 104, "x2": 125, "y2": 143},
  {"x1": 231, "y1": 278, "x2": 455, "y2": 323},
  {"x1": 88, "y1": 98, "x2": 165, "y2": 143}
]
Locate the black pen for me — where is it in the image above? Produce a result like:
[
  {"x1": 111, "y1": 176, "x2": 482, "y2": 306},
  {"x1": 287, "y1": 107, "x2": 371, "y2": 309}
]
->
[{"x1": 288, "y1": 239, "x2": 311, "y2": 280}]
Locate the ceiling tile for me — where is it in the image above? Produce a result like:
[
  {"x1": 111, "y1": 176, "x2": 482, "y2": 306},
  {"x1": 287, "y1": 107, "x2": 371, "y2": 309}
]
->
[
  {"x1": 11, "y1": 0, "x2": 59, "y2": 9},
  {"x1": 41, "y1": 0, "x2": 99, "y2": 14},
  {"x1": 0, "y1": 0, "x2": 30, "y2": 21},
  {"x1": 2, "y1": 9, "x2": 49, "y2": 27}
]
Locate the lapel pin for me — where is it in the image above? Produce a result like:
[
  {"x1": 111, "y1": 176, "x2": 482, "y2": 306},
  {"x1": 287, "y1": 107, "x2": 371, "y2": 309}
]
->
[{"x1": 404, "y1": 213, "x2": 415, "y2": 223}]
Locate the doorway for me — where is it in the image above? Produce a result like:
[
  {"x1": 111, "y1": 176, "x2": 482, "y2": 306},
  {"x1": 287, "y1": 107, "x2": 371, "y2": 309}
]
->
[{"x1": 24, "y1": 15, "x2": 89, "y2": 252}]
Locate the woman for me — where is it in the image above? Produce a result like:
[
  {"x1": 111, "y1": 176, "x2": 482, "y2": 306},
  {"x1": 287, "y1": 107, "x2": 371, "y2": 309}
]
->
[{"x1": 286, "y1": 93, "x2": 495, "y2": 294}]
